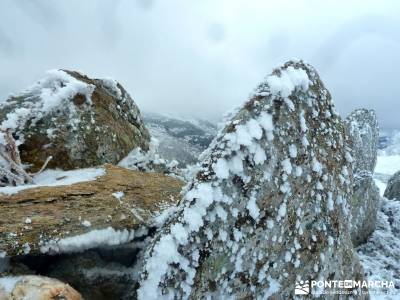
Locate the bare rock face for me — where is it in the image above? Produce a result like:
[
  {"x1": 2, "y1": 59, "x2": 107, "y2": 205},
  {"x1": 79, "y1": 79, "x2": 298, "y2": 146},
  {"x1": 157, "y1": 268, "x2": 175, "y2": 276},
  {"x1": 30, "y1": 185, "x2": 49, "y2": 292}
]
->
[
  {"x1": 384, "y1": 171, "x2": 400, "y2": 200},
  {"x1": 137, "y1": 61, "x2": 367, "y2": 299},
  {"x1": 0, "y1": 70, "x2": 150, "y2": 171},
  {"x1": 0, "y1": 275, "x2": 82, "y2": 300},
  {"x1": 345, "y1": 109, "x2": 381, "y2": 246},
  {"x1": 0, "y1": 164, "x2": 183, "y2": 257}
]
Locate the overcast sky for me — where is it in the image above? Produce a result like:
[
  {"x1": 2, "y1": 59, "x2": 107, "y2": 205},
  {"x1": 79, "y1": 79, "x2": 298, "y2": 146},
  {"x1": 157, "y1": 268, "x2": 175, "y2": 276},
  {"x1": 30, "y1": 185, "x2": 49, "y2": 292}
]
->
[{"x1": 1, "y1": 0, "x2": 400, "y2": 128}]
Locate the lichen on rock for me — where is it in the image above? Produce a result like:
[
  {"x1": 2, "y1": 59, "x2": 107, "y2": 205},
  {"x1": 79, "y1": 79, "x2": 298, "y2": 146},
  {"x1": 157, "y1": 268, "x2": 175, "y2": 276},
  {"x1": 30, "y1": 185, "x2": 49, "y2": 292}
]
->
[
  {"x1": 137, "y1": 61, "x2": 367, "y2": 299},
  {"x1": 345, "y1": 109, "x2": 381, "y2": 246},
  {"x1": 0, "y1": 164, "x2": 183, "y2": 257},
  {"x1": 384, "y1": 170, "x2": 400, "y2": 200},
  {"x1": 0, "y1": 70, "x2": 150, "y2": 171}
]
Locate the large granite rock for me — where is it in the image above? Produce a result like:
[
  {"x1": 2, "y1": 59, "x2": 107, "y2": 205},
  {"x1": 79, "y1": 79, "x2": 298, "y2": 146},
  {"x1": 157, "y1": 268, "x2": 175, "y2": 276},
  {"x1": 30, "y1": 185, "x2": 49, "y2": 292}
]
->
[
  {"x1": 0, "y1": 164, "x2": 183, "y2": 257},
  {"x1": 345, "y1": 109, "x2": 381, "y2": 246},
  {"x1": 137, "y1": 61, "x2": 367, "y2": 299},
  {"x1": 0, "y1": 275, "x2": 82, "y2": 300},
  {"x1": 384, "y1": 171, "x2": 400, "y2": 200},
  {"x1": 0, "y1": 70, "x2": 150, "y2": 171},
  {"x1": 346, "y1": 109, "x2": 379, "y2": 173}
]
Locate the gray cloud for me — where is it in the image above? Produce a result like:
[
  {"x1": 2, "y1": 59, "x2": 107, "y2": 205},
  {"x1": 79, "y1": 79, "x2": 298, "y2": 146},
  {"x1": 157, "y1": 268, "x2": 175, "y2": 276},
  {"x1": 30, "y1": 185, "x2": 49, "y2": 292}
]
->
[{"x1": 1, "y1": 0, "x2": 400, "y2": 128}]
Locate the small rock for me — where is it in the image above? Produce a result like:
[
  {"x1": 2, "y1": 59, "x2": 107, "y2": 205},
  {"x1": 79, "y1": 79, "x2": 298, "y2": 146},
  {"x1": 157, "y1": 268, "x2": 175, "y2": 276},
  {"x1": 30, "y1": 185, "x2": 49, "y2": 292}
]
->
[
  {"x1": 0, "y1": 275, "x2": 82, "y2": 300},
  {"x1": 384, "y1": 170, "x2": 400, "y2": 200}
]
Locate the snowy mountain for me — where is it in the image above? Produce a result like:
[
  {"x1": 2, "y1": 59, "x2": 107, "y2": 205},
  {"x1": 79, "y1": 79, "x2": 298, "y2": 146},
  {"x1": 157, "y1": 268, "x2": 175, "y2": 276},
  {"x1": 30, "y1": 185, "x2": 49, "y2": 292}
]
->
[{"x1": 142, "y1": 112, "x2": 218, "y2": 166}]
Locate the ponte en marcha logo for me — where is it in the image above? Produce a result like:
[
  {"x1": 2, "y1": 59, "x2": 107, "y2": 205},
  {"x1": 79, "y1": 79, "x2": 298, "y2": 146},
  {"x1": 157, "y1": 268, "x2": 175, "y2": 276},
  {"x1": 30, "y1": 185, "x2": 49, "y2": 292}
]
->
[{"x1": 295, "y1": 279, "x2": 396, "y2": 296}]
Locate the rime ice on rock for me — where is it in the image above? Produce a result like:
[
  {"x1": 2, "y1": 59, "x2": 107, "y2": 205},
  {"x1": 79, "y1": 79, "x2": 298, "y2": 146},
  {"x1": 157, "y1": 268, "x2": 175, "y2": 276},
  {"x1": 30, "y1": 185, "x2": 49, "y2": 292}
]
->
[
  {"x1": 357, "y1": 198, "x2": 400, "y2": 294},
  {"x1": 0, "y1": 70, "x2": 150, "y2": 171},
  {"x1": 346, "y1": 109, "x2": 379, "y2": 174},
  {"x1": 0, "y1": 165, "x2": 183, "y2": 256},
  {"x1": 345, "y1": 109, "x2": 381, "y2": 246},
  {"x1": 384, "y1": 170, "x2": 400, "y2": 200},
  {"x1": 137, "y1": 61, "x2": 367, "y2": 299}
]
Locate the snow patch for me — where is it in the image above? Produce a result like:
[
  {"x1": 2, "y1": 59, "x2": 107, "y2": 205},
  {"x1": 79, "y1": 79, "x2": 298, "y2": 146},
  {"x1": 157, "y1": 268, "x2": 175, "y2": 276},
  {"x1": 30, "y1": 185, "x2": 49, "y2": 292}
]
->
[
  {"x1": 246, "y1": 197, "x2": 260, "y2": 220},
  {"x1": 0, "y1": 167, "x2": 105, "y2": 195},
  {"x1": 0, "y1": 69, "x2": 95, "y2": 132},
  {"x1": 0, "y1": 276, "x2": 22, "y2": 294},
  {"x1": 266, "y1": 66, "x2": 310, "y2": 98},
  {"x1": 40, "y1": 227, "x2": 136, "y2": 254}
]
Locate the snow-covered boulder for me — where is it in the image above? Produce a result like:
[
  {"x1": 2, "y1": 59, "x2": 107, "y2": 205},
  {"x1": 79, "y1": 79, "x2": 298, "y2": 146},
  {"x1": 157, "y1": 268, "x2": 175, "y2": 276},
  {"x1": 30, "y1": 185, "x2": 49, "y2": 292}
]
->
[
  {"x1": 137, "y1": 61, "x2": 367, "y2": 299},
  {"x1": 346, "y1": 109, "x2": 379, "y2": 173},
  {"x1": 345, "y1": 109, "x2": 381, "y2": 246},
  {"x1": 0, "y1": 164, "x2": 183, "y2": 256},
  {"x1": 0, "y1": 70, "x2": 150, "y2": 171},
  {"x1": 384, "y1": 170, "x2": 400, "y2": 200},
  {"x1": 0, "y1": 275, "x2": 82, "y2": 300},
  {"x1": 349, "y1": 179, "x2": 380, "y2": 246}
]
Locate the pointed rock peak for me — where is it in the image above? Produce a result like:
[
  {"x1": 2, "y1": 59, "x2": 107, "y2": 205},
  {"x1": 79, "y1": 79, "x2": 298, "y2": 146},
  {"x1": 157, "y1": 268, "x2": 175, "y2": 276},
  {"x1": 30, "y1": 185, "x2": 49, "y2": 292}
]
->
[{"x1": 138, "y1": 61, "x2": 366, "y2": 299}]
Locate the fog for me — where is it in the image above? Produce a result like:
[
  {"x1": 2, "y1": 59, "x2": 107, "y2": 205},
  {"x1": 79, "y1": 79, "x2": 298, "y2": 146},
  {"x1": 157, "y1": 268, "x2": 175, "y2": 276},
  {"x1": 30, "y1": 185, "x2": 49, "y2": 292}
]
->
[{"x1": 1, "y1": 0, "x2": 400, "y2": 128}]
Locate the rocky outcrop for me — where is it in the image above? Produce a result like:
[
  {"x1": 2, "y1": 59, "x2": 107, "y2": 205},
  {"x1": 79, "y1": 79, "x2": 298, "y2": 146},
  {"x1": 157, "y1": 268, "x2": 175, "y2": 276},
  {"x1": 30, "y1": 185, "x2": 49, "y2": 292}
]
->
[
  {"x1": 384, "y1": 171, "x2": 400, "y2": 200},
  {"x1": 349, "y1": 179, "x2": 380, "y2": 246},
  {"x1": 345, "y1": 109, "x2": 380, "y2": 246},
  {"x1": 346, "y1": 109, "x2": 379, "y2": 173},
  {"x1": 143, "y1": 112, "x2": 217, "y2": 167},
  {"x1": 0, "y1": 164, "x2": 183, "y2": 256},
  {"x1": 137, "y1": 61, "x2": 367, "y2": 299},
  {"x1": 0, "y1": 275, "x2": 82, "y2": 300},
  {"x1": 0, "y1": 70, "x2": 150, "y2": 171}
]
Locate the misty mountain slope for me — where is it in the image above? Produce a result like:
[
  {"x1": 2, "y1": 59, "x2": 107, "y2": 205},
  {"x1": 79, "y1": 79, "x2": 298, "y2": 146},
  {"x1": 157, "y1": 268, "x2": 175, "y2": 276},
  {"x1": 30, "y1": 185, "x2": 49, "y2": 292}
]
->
[{"x1": 142, "y1": 112, "x2": 217, "y2": 166}]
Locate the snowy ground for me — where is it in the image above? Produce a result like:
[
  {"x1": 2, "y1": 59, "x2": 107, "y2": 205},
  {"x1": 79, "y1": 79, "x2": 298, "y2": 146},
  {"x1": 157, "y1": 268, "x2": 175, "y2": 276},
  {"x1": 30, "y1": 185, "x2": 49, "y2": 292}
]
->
[
  {"x1": 0, "y1": 167, "x2": 105, "y2": 195},
  {"x1": 357, "y1": 131, "x2": 400, "y2": 299}
]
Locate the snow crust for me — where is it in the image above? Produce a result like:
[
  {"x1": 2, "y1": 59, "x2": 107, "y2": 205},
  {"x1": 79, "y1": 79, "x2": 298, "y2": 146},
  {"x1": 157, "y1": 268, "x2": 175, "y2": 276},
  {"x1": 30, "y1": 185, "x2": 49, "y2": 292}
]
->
[
  {"x1": 112, "y1": 191, "x2": 125, "y2": 201},
  {"x1": 0, "y1": 276, "x2": 22, "y2": 293},
  {"x1": 40, "y1": 227, "x2": 136, "y2": 254},
  {"x1": 266, "y1": 66, "x2": 310, "y2": 98},
  {"x1": 0, "y1": 70, "x2": 95, "y2": 134},
  {"x1": 0, "y1": 167, "x2": 105, "y2": 195},
  {"x1": 118, "y1": 138, "x2": 181, "y2": 178},
  {"x1": 357, "y1": 198, "x2": 400, "y2": 297},
  {"x1": 100, "y1": 77, "x2": 122, "y2": 98}
]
